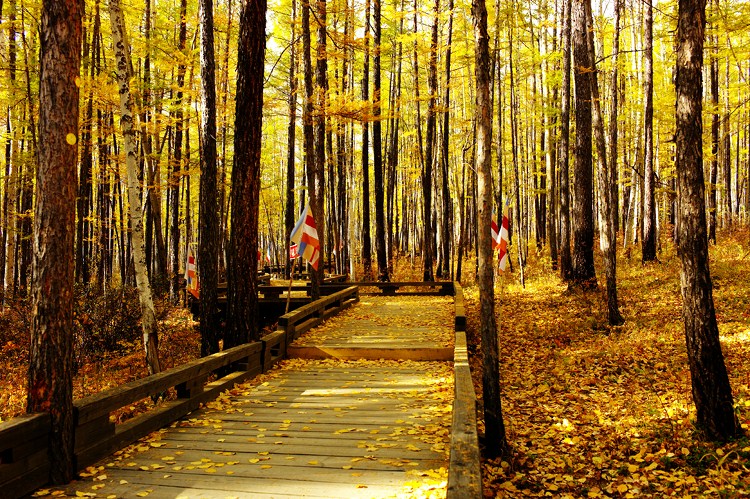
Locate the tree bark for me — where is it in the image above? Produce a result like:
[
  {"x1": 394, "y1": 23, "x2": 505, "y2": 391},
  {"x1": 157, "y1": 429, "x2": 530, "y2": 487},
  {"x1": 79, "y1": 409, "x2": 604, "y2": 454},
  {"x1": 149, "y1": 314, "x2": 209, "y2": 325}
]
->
[
  {"x1": 109, "y1": 0, "x2": 161, "y2": 375},
  {"x1": 199, "y1": 0, "x2": 221, "y2": 356},
  {"x1": 373, "y1": 0, "x2": 388, "y2": 281},
  {"x1": 708, "y1": 0, "x2": 718, "y2": 244},
  {"x1": 675, "y1": 0, "x2": 737, "y2": 441},
  {"x1": 285, "y1": 0, "x2": 298, "y2": 279},
  {"x1": 170, "y1": 0, "x2": 187, "y2": 302},
  {"x1": 472, "y1": 0, "x2": 509, "y2": 459},
  {"x1": 311, "y1": 0, "x2": 327, "y2": 298},
  {"x1": 642, "y1": 0, "x2": 657, "y2": 262},
  {"x1": 423, "y1": 0, "x2": 439, "y2": 282},
  {"x1": 570, "y1": 0, "x2": 596, "y2": 289},
  {"x1": 27, "y1": 0, "x2": 82, "y2": 483},
  {"x1": 226, "y1": 0, "x2": 266, "y2": 346},
  {"x1": 586, "y1": 0, "x2": 622, "y2": 324},
  {"x1": 361, "y1": 0, "x2": 372, "y2": 280},
  {"x1": 558, "y1": 0, "x2": 573, "y2": 281}
]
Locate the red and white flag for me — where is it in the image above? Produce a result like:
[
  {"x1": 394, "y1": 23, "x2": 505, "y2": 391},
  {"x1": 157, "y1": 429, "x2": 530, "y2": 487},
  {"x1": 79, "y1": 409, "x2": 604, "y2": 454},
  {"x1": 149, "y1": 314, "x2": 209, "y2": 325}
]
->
[
  {"x1": 184, "y1": 247, "x2": 198, "y2": 291},
  {"x1": 290, "y1": 202, "x2": 320, "y2": 270},
  {"x1": 496, "y1": 203, "x2": 510, "y2": 272}
]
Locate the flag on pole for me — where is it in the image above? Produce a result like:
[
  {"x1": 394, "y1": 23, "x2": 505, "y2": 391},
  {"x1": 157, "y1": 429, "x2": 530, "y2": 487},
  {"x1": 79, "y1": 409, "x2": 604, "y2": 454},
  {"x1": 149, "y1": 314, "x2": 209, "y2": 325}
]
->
[
  {"x1": 290, "y1": 202, "x2": 321, "y2": 270},
  {"x1": 497, "y1": 202, "x2": 510, "y2": 272},
  {"x1": 184, "y1": 247, "x2": 198, "y2": 291},
  {"x1": 289, "y1": 243, "x2": 299, "y2": 259}
]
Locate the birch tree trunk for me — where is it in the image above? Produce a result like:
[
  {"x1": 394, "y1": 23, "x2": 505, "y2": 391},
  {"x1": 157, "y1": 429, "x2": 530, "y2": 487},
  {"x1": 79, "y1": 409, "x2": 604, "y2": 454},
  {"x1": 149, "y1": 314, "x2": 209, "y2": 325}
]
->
[{"x1": 109, "y1": 0, "x2": 161, "y2": 375}]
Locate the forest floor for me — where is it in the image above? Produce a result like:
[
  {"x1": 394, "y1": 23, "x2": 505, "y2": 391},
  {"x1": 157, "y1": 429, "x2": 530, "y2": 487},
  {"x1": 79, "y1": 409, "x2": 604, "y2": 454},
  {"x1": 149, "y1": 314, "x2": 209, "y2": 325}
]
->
[
  {"x1": 465, "y1": 227, "x2": 750, "y2": 497},
  {"x1": 2, "y1": 231, "x2": 750, "y2": 498}
]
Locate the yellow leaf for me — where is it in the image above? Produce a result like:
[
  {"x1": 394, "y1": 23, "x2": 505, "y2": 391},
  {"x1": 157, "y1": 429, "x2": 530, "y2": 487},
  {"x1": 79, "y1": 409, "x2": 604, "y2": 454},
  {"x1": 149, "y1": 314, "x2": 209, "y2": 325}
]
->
[
  {"x1": 35, "y1": 490, "x2": 50, "y2": 497},
  {"x1": 249, "y1": 458, "x2": 260, "y2": 464},
  {"x1": 342, "y1": 465, "x2": 353, "y2": 470},
  {"x1": 261, "y1": 465, "x2": 272, "y2": 469},
  {"x1": 204, "y1": 468, "x2": 217, "y2": 473},
  {"x1": 716, "y1": 448, "x2": 725, "y2": 456},
  {"x1": 627, "y1": 464, "x2": 638, "y2": 473},
  {"x1": 308, "y1": 460, "x2": 319, "y2": 465},
  {"x1": 617, "y1": 484, "x2": 628, "y2": 493}
]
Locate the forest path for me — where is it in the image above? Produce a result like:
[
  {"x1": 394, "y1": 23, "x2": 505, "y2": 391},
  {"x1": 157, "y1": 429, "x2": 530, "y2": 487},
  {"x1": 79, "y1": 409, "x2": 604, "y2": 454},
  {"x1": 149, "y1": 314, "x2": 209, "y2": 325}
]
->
[{"x1": 55, "y1": 295, "x2": 454, "y2": 498}]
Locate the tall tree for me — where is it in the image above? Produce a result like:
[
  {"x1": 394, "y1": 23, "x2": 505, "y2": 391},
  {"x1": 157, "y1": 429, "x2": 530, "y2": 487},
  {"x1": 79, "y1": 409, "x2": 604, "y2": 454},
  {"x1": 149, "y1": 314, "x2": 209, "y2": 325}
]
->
[
  {"x1": 226, "y1": 0, "x2": 267, "y2": 346},
  {"x1": 199, "y1": 0, "x2": 220, "y2": 355},
  {"x1": 570, "y1": 0, "x2": 596, "y2": 289},
  {"x1": 423, "y1": 0, "x2": 439, "y2": 282},
  {"x1": 708, "y1": 0, "x2": 719, "y2": 244},
  {"x1": 310, "y1": 0, "x2": 327, "y2": 298},
  {"x1": 557, "y1": 0, "x2": 573, "y2": 281},
  {"x1": 361, "y1": 0, "x2": 372, "y2": 280},
  {"x1": 170, "y1": 0, "x2": 188, "y2": 301},
  {"x1": 27, "y1": 0, "x2": 82, "y2": 483},
  {"x1": 285, "y1": 0, "x2": 298, "y2": 279},
  {"x1": 675, "y1": 0, "x2": 738, "y2": 441},
  {"x1": 373, "y1": 0, "x2": 388, "y2": 281},
  {"x1": 439, "y1": 0, "x2": 454, "y2": 278},
  {"x1": 472, "y1": 0, "x2": 508, "y2": 459},
  {"x1": 642, "y1": 0, "x2": 657, "y2": 261},
  {"x1": 109, "y1": 0, "x2": 161, "y2": 375},
  {"x1": 586, "y1": 0, "x2": 623, "y2": 324}
]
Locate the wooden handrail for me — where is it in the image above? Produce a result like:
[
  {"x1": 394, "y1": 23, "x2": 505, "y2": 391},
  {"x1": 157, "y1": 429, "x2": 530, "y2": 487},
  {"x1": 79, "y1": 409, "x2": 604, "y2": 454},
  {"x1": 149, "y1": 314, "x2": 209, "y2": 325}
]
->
[{"x1": 447, "y1": 282, "x2": 482, "y2": 498}]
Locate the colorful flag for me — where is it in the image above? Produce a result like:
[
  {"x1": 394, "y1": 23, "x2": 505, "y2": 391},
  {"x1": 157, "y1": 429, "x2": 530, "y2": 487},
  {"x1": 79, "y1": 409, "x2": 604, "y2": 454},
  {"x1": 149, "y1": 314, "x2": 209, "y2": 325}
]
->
[
  {"x1": 289, "y1": 243, "x2": 299, "y2": 259},
  {"x1": 491, "y1": 217, "x2": 501, "y2": 251},
  {"x1": 184, "y1": 247, "x2": 198, "y2": 291},
  {"x1": 497, "y1": 203, "x2": 510, "y2": 272},
  {"x1": 290, "y1": 202, "x2": 320, "y2": 270},
  {"x1": 266, "y1": 248, "x2": 272, "y2": 264}
]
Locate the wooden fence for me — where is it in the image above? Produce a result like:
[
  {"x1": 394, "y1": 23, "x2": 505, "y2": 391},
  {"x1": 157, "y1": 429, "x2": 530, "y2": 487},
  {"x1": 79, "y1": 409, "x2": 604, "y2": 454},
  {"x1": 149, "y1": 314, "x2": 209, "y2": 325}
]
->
[
  {"x1": 447, "y1": 282, "x2": 482, "y2": 498},
  {"x1": 0, "y1": 285, "x2": 360, "y2": 499}
]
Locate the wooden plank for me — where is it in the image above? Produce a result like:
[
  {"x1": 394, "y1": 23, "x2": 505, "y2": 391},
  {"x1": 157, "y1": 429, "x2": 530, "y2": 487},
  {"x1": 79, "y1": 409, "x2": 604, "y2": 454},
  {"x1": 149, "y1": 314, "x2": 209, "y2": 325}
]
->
[
  {"x1": 0, "y1": 412, "x2": 50, "y2": 458},
  {"x1": 287, "y1": 345, "x2": 453, "y2": 361}
]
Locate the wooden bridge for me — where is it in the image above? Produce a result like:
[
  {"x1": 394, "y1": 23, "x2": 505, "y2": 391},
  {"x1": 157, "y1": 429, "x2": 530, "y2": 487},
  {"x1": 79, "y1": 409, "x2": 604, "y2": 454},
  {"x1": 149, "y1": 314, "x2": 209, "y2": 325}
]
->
[{"x1": 1, "y1": 283, "x2": 480, "y2": 498}]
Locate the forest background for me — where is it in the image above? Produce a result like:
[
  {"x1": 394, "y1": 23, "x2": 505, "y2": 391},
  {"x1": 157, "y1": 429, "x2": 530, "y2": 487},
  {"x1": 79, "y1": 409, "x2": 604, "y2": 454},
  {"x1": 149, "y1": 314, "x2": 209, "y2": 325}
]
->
[{"x1": 2, "y1": 0, "x2": 750, "y2": 495}]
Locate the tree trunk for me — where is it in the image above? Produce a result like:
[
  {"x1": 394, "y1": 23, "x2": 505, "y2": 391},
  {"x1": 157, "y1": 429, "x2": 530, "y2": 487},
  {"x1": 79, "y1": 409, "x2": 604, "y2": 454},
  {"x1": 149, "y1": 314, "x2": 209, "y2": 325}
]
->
[
  {"x1": 708, "y1": 0, "x2": 718, "y2": 244},
  {"x1": 170, "y1": 0, "x2": 187, "y2": 302},
  {"x1": 373, "y1": 0, "x2": 388, "y2": 281},
  {"x1": 558, "y1": 0, "x2": 573, "y2": 281},
  {"x1": 439, "y1": 0, "x2": 454, "y2": 279},
  {"x1": 472, "y1": 0, "x2": 509, "y2": 459},
  {"x1": 226, "y1": 0, "x2": 266, "y2": 346},
  {"x1": 587, "y1": 0, "x2": 623, "y2": 324},
  {"x1": 27, "y1": 0, "x2": 82, "y2": 483},
  {"x1": 109, "y1": 0, "x2": 161, "y2": 375},
  {"x1": 285, "y1": 0, "x2": 298, "y2": 279},
  {"x1": 675, "y1": 0, "x2": 737, "y2": 441},
  {"x1": 311, "y1": 0, "x2": 327, "y2": 297},
  {"x1": 361, "y1": 0, "x2": 372, "y2": 280},
  {"x1": 423, "y1": 0, "x2": 439, "y2": 282},
  {"x1": 570, "y1": 0, "x2": 596, "y2": 289},
  {"x1": 642, "y1": 0, "x2": 657, "y2": 262},
  {"x1": 199, "y1": 0, "x2": 220, "y2": 356}
]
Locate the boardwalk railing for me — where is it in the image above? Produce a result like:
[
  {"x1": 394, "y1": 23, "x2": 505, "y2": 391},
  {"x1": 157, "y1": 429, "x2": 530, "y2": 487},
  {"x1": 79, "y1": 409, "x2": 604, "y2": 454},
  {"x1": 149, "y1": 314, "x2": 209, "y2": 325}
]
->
[
  {"x1": 448, "y1": 282, "x2": 482, "y2": 498},
  {"x1": 276, "y1": 285, "x2": 360, "y2": 343},
  {"x1": 0, "y1": 285, "x2": 360, "y2": 499}
]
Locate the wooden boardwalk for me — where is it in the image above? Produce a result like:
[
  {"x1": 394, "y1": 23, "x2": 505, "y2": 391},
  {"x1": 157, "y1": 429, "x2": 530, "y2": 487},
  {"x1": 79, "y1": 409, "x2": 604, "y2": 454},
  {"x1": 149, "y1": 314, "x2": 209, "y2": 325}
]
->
[{"x1": 51, "y1": 296, "x2": 456, "y2": 498}]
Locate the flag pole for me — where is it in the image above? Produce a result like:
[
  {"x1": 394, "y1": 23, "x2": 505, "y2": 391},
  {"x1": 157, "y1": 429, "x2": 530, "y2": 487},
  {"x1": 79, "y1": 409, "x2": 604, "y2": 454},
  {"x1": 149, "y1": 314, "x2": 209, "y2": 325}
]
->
[{"x1": 285, "y1": 257, "x2": 296, "y2": 314}]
